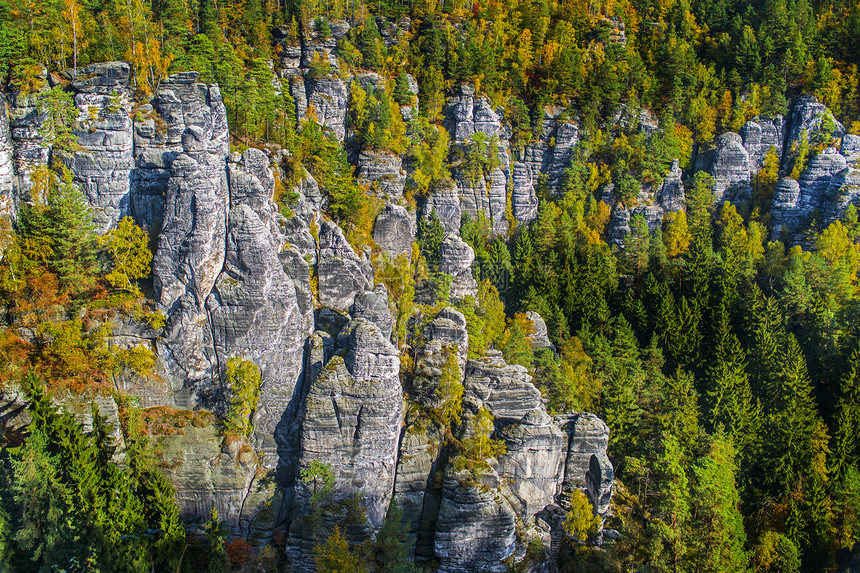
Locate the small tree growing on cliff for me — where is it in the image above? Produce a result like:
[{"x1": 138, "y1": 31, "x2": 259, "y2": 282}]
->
[
  {"x1": 35, "y1": 87, "x2": 79, "y2": 153},
  {"x1": 435, "y1": 345, "x2": 464, "y2": 433},
  {"x1": 301, "y1": 460, "x2": 335, "y2": 506},
  {"x1": 101, "y1": 216, "x2": 152, "y2": 296},
  {"x1": 463, "y1": 406, "x2": 506, "y2": 462},
  {"x1": 224, "y1": 357, "x2": 261, "y2": 437},
  {"x1": 564, "y1": 489, "x2": 601, "y2": 542}
]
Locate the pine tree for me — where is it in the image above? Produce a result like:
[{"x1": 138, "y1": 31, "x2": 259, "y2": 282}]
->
[
  {"x1": 647, "y1": 434, "x2": 691, "y2": 573},
  {"x1": 375, "y1": 499, "x2": 419, "y2": 573},
  {"x1": 706, "y1": 322, "x2": 761, "y2": 465},
  {"x1": 831, "y1": 343, "x2": 860, "y2": 483},
  {"x1": 690, "y1": 433, "x2": 750, "y2": 573}
]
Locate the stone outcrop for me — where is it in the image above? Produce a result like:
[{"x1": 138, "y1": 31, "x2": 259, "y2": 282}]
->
[
  {"x1": 289, "y1": 318, "x2": 402, "y2": 569},
  {"x1": 356, "y1": 149, "x2": 406, "y2": 198},
  {"x1": 522, "y1": 107, "x2": 580, "y2": 193},
  {"x1": 0, "y1": 93, "x2": 16, "y2": 222},
  {"x1": 497, "y1": 409, "x2": 566, "y2": 519},
  {"x1": 739, "y1": 116, "x2": 785, "y2": 172},
  {"x1": 438, "y1": 234, "x2": 478, "y2": 301},
  {"x1": 410, "y1": 307, "x2": 470, "y2": 408},
  {"x1": 434, "y1": 463, "x2": 518, "y2": 573},
  {"x1": 351, "y1": 286, "x2": 393, "y2": 340},
  {"x1": 454, "y1": 165, "x2": 509, "y2": 236},
  {"x1": 842, "y1": 134, "x2": 860, "y2": 165},
  {"x1": 785, "y1": 95, "x2": 845, "y2": 165},
  {"x1": 373, "y1": 203, "x2": 414, "y2": 258},
  {"x1": 423, "y1": 179, "x2": 462, "y2": 234},
  {"x1": 67, "y1": 61, "x2": 134, "y2": 232},
  {"x1": 207, "y1": 149, "x2": 308, "y2": 467},
  {"x1": 0, "y1": 60, "x2": 628, "y2": 571},
  {"x1": 525, "y1": 311, "x2": 555, "y2": 353},
  {"x1": 317, "y1": 220, "x2": 370, "y2": 311},
  {"x1": 463, "y1": 350, "x2": 542, "y2": 424},
  {"x1": 558, "y1": 413, "x2": 613, "y2": 518},
  {"x1": 511, "y1": 162, "x2": 539, "y2": 223},
  {"x1": 770, "y1": 147, "x2": 852, "y2": 243},
  {"x1": 696, "y1": 132, "x2": 751, "y2": 202}
]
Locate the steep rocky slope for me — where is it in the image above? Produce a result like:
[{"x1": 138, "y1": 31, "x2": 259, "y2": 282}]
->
[
  {"x1": 0, "y1": 60, "x2": 617, "y2": 572},
  {"x1": 2, "y1": 38, "x2": 858, "y2": 568}
]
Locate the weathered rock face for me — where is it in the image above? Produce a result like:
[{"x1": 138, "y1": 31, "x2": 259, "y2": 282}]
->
[
  {"x1": 770, "y1": 147, "x2": 852, "y2": 242},
  {"x1": 822, "y1": 167, "x2": 860, "y2": 226},
  {"x1": 134, "y1": 71, "x2": 230, "y2": 230},
  {"x1": 207, "y1": 149, "x2": 308, "y2": 468},
  {"x1": 393, "y1": 414, "x2": 445, "y2": 545},
  {"x1": 423, "y1": 179, "x2": 462, "y2": 234},
  {"x1": 153, "y1": 150, "x2": 229, "y2": 405},
  {"x1": 657, "y1": 159, "x2": 686, "y2": 212},
  {"x1": 740, "y1": 116, "x2": 785, "y2": 173},
  {"x1": 525, "y1": 311, "x2": 555, "y2": 353},
  {"x1": 351, "y1": 286, "x2": 393, "y2": 340},
  {"x1": 152, "y1": 422, "x2": 260, "y2": 526},
  {"x1": 357, "y1": 149, "x2": 406, "y2": 198},
  {"x1": 373, "y1": 203, "x2": 414, "y2": 258},
  {"x1": 67, "y1": 62, "x2": 134, "y2": 232},
  {"x1": 446, "y1": 86, "x2": 504, "y2": 142},
  {"x1": 0, "y1": 93, "x2": 16, "y2": 222},
  {"x1": 785, "y1": 95, "x2": 845, "y2": 166},
  {"x1": 511, "y1": 162, "x2": 539, "y2": 223},
  {"x1": 454, "y1": 165, "x2": 509, "y2": 236},
  {"x1": 290, "y1": 319, "x2": 402, "y2": 568},
  {"x1": 317, "y1": 220, "x2": 370, "y2": 311},
  {"x1": 439, "y1": 234, "x2": 478, "y2": 301},
  {"x1": 558, "y1": 413, "x2": 613, "y2": 518},
  {"x1": 696, "y1": 132, "x2": 751, "y2": 201},
  {"x1": 306, "y1": 76, "x2": 350, "y2": 141},
  {"x1": 434, "y1": 463, "x2": 518, "y2": 573},
  {"x1": 497, "y1": 409, "x2": 566, "y2": 520},
  {"x1": 463, "y1": 350, "x2": 542, "y2": 424},
  {"x1": 522, "y1": 108, "x2": 580, "y2": 194},
  {"x1": 842, "y1": 134, "x2": 860, "y2": 165},
  {"x1": 410, "y1": 307, "x2": 470, "y2": 408},
  {"x1": 770, "y1": 178, "x2": 803, "y2": 238}
]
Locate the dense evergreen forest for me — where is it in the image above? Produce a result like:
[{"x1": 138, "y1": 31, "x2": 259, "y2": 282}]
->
[{"x1": 0, "y1": 0, "x2": 859, "y2": 571}]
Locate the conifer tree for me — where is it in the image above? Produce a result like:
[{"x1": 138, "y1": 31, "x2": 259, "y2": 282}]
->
[
  {"x1": 647, "y1": 434, "x2": 691, "y2": 573},
  {"x1": 690, "y1": 433, "x2": 749, "y2": 573}
]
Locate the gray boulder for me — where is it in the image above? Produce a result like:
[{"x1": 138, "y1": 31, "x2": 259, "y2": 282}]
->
[
  {"x1": 356, "y1": 149, "x2": 406, "y2": 198},
  {"x1": 558, "y1": 413, "x2": 612, "y2": 518},
  {"x1": 0, "y1": 94, "x2": 16, "y2": 222},
  {"x1": 842, "y1": 134, "x2": 860, "y2": 165},
  {"x1": 739, "y1": 116, "x2": 785, "y2": 173},
  {"x1": 454, "y1": 164, "x2": 508, "y2": 236},
  {"x1": 785, "y1": 95, "x2": 844, "y2": 166},
  {"x1": 317, "y1": 220, "x2": 370, "y2": 311},
  {"x1": 207, "y1": 166, "x2": 307, "y2": 467},
  {"x1": 423, "y1": 179, "x2": 462, "y2": 234},
  {"x1": 511, "y1": 162, "x2": 538, "y2": 223},
  {"x1": 463, "y1": 350, "x2": 542, "y2": 424},
  {"x1": 434, "y1": 463, "x2": 518, "y2": 573},
  {"x1": 292, "y1": 318, "x2": 402, "y2": 529},
  {"x1": 306, "y1": 76, "x2": 349, "y2": 141},
  {"x1": 411, "y1": 307, "x2": 469, "y2": 407},
  {"x1": 373, "y1": 203, "x2": 414, "y2": 258},
  {"x1": 351, "y1": 286, "x2": 393, "y2": 340},
  {"x1": 439, "y1": 234, "x2": 478, "y2": 301},
  {"x1": 497, "y1": 409, "x2": 566, "y2": 520},
  {"x1": 525, "y1": 311, "x2": 555, "y2": 353},
  {"x1": 697, "y1": 132, "x2": 751, "y2": 202}
]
